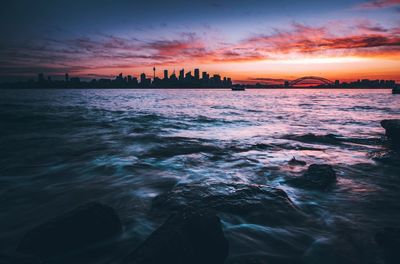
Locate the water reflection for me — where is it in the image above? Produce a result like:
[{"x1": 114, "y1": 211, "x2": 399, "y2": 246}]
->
[{"x1": 0, "y1": 89, "x2": 399, "y2": 262}]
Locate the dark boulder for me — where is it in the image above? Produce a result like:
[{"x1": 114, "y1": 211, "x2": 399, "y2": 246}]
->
[
  {"x1": 304, "y1": 236, "x2": 365, "y2": 264},
  {"x1": 17, "y1": 202, "x2": 122, "y2": 259},
  {"x1": 152, "y1": 182, "x2": 305, "y2": 226},
  {"x1": 0, "y1": 253, "x2": 42, "y2": 264},
  {"x1": 122, "y1": 212, "x2": 228, "y2": 264},
  {"x1": 381, "y1": 120, "x2": 400, "y2": 147},
  {"x1": 288, "y1": 157, "x2": 307, "y2": 166},
  {"x1": 289, "y1": 164, "x2": 337, "y2": 190},
  {"x1": 375, "y1": 227, "x2": 400, "y2": 264}
]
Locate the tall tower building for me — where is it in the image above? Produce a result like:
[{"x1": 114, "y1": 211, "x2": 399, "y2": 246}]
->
[
  {"x1": 164, "y1": 70, "x2": 168, "y2": 80},
  {"x1": 179, "y1": 69, "x2": 185, "y2": 81},
  {"x1": 194, "y1": 68, "x2": 200, "y2": 80},
  {"x1": 153, "y1": 67, "x2": 156, "y2": 80},
  {"x1": 65, "y1": 73, "x2": 69, "y2": 82}
]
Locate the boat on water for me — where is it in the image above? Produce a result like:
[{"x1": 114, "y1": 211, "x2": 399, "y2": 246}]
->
[{"x1": 232, "y1": 86, "x2": 245, "y2": 91}]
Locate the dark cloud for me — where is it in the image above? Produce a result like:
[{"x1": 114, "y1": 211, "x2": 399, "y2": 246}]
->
[{"x1": 358, "y1": 0, "x2": 400, "y2": 9}]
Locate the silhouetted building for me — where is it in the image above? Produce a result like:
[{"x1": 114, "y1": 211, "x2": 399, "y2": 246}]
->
[
  {"x1": 140, "y1": 73, "x2": 146, "y2": 84},
  {"x1": 1, "y1": 68, "x2": 235, "y2": 89},
  {"x1": 38, "y1": 73, "x2": 45, "y2": 83},
  {"x1": 284, "y1": 81, "x2": 290, "y2": 88},
  {"x1": 179, "y1": 69, "x2": 185, "y2": 81}
]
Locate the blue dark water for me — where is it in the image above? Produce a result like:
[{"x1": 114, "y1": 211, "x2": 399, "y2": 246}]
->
[{"x1": 0, "y1": 89, "x2": 399, "y2": 263}]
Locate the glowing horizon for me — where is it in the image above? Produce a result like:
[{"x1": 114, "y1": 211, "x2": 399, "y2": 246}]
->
[{"x1": 1, "y1": 0, "x2": 399, "y2": 83}]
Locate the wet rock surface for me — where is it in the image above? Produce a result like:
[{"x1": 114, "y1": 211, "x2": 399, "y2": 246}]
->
[
  {"x1": 122, "y1": 211, "x2": 228, "y2": 264},
  {"x1": 152, "y1": 182, "x2": 306, "y2": 225},
  {"x1": 0, "y1": 253, "x2": 42, "y2": 264},
  {"x1": 288, "y1": 164, "x2": 337, "y2": 190},
  {"x1": 16, "y1": 202, "x2": 122, "y2": 260},
  {"x1": 381, "y1": 120, "x2": 400, "y2": 147},
  {"x1": 303, "y1": 236, "x2": 365, "y2": 264},
  {"x1": 288, "y1": 157, "x2": 307, "y2": 166},
  {"x1": 375, "y1": 227, "x2": 400, "y2": 264}
]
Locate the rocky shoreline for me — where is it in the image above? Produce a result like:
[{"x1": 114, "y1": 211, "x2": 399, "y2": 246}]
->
[{"x1": 2, "y1": 119, "x2": 399, "y2": 264}]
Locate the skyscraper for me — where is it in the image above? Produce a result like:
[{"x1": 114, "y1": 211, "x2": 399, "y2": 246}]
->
[
  {"x1": 164, "y1": 70, "x2": 168, "y2": 80},
  {"x1": 194, "y1": 68, "x2": 200, "y2": 80},
  {"x1": 179, "y1": 69, "x2": 184, "y2": 81},
  {"x1": 65, "y1": 73, "x2": 69, "y2": 82},
  {"x1": 38, "y1": 73, "x2": 44, "y2": 82},
  {"x1": 140, "y1": 73, "x2": 146, "y2": 84}
]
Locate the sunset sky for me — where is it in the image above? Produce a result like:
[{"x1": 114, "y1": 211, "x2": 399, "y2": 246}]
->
[{"x1": 0, "y1": 0, "x2": 399, "y2": 83}]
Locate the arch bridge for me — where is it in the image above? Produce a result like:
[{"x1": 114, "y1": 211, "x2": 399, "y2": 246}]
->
[{"x1": 288, "y1": 76, "x2": 334, "y2": 87}]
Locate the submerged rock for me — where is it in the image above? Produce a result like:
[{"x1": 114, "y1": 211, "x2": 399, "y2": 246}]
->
[
  {"x1": 122, "y1": 212, "x2": 228, "y2": 264},
  {"x1": 152, "y1": 182, "x2": 305, "y2": 226},
  {"x1": 283, "y1": 133, "x2": 343, "y2": 145},
  {"x1": 381, "y1": 120, "x2": 400, "y2": 147},
  {"x1": 375, "y1": 227, "x2": 400, "y2": 264},
  {"x1": 17, "y1": 202, "x2": 122, "y2": 259},
  {"x1": 288, "y1": 164, "x2": 337, "y2": 190},
  {"x1": 288, "y1": 157, "x2": 307, "y2": 166},
  {"x1": 304, "y1": 237, "x2": 364, "y2": 264}
]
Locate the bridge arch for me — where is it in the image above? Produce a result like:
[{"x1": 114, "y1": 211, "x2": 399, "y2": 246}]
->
[{"x1": 289, "y1": 76, "x2": 334, "y2": 87}]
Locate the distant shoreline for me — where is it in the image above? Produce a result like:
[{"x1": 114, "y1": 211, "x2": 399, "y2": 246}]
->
[{"x1": 0, "y1": 87, "x2": 394, "y2": 90}]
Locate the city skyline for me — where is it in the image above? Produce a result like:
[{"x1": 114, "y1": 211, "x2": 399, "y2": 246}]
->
[
  {"x1": 0, "y1": 0, "x2": 399, "y2": 82},
  {"x1": 1, "y1": 67, "x2": 397, "y2": 89}
]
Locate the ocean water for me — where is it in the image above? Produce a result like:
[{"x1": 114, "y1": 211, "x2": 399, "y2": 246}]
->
[{"x1": 0, "y1": 88, "x2": 399, "y2": 263}]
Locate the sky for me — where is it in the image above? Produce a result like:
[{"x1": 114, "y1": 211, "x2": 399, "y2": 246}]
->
[{"x1": 0, "y1": 0, "x2": 399, "y2": 83}]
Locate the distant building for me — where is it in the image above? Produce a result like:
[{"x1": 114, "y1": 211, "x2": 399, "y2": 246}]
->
[
  {"x1": 65, "y1": 73, "x2": 69, "y2": 82},
  {"x1": 179, "y1": 69, "x2": 184, "y2": 81},
  {"x1": 140, "y1": 73, "x2": 146, "y2": 84},
  {"x1": 38, "y1": 73, "x2": 45, "y2": 82},
  {"x1": 164, "y1": 70, "x2": 168, "y2": 80},
  {"x1": 194, "y1": 69, "x2": 200, "y2": 80},
  {"x1": 284, "y1": 81, "x2": 290, "y2": 87}
]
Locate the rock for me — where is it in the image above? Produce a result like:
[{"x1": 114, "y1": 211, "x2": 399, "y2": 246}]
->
[
  {"x1": 152, "y1": 182, "x2": 305, "y2": 226},
  {"x1": 375, "y1": 227, "x2": 400, "y2": 264},
  {"x1": 122, "y1": 211, "x2": 229, "y2": 264},
  {"x1": 304, "y1": 237, "x2": 363, "y2": 264},
  {"x1": 381, "y1": 120, "x2": 400, "y2": 147},
  {"x1": 288, "y1": 157, "x2": 307, "y2": 166},
  {"x1": 17, "y1": 202, "x2": 122, "y2": 259},
  {"x1": 283, "y1": 133, "x2": 343, "y2": 145},
  {"x1": 0, "y1": 253, "x2": 42, "y2": 264},
  {"x1": 289, "y1": 164, "x2": 336, "y2": 190}
]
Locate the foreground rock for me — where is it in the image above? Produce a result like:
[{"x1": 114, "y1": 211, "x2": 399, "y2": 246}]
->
[
  {"x1": 17, "y1": 202, "x2": 122, "y2": 259},
  {"x1": 381, "y1": 120, "x2": 400, "y2": 147},
  {"x1": 289, "y1": 164, "x2": 337, "y2": 191},
  {"x1": 123, "y1": 212, "x2": 228, "y2": 264},
  {"x1": 152, "y1": 182, "x2": 305, "y2": 226},
  {"x1": 288, "y1": 157, "x2": 307, "y2": 166},
  {"x1": 304, "y1": 236, "x2": 365, "y2": 264},
  {"x1": 375, "y1": 227, "x2": 400, "y2": 264}
]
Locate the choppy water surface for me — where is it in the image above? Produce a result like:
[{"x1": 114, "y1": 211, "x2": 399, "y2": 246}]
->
[{"x1": 0, "y1": 89, "x2": 399, "y2": 263}]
